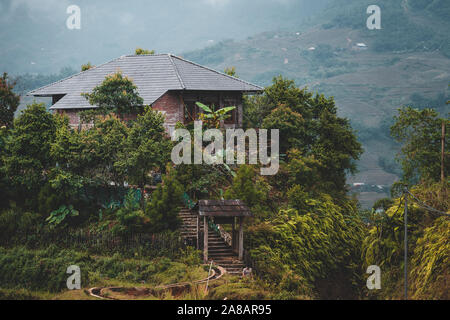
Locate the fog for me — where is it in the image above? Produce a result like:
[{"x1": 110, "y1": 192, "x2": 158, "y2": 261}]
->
[{"x1": 0, "y1": 0, "x2": 330, "y2": 74}]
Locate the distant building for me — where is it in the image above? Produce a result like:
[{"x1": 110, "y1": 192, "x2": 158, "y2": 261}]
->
[
  {"x1": 28, "y1": 54, "x2": 263, "y2": 135},
  {"x1": 353, "y1": 43, "x2": 368, "y2": 51},
  {"x1": 353, "y1": 182, "x2": 365, "y2": 186}
]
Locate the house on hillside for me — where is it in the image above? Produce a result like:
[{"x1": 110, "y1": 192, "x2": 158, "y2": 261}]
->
[{"x1": 28, "y1": 54, "x2": 263, "y2": 134}]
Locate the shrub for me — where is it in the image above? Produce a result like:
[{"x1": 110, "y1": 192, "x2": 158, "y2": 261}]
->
[
  {"x1": 224, "y1": 165, "x2": 268, "y2": 208},
  {"x1": 145, "y1": 167, "x2": 183, "y2": 233},
  {"x1": 112, "y1": 189, "x2": 150, "y2": 236},
  {"x1": 246, "y1": 198, "x2": 364, "y2": 299}
]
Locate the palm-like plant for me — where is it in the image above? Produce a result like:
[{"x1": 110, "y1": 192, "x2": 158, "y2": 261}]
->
[{"x1": 195, "y1": 102, "x2": 236, "y2": 129}]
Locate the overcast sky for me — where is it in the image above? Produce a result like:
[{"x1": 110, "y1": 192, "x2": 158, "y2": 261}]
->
[{"x1": 0, "y1": 0, "x2": 330, "y2": 74}]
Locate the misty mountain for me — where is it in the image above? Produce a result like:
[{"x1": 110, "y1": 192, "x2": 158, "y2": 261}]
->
[
  {"x1": 181, "y1": 0, "x2": 449, "y2": 206},
  {"x1": 2, "y1": 0, "x2": 449, "y2": 207},
  {"x1": 0, "y1": 0, "x2": 330, "y2": 74}
]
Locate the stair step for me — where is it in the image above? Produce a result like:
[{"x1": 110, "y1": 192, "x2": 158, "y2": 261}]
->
[
  {"x1": 210, "y1": 258, "x2": 240, "y2": 263},
  {"x1": 225, "y1": 267, "x2": 245, "y2": 271},
  {"x1": 211, "y1": 260, "x2": 241, "y2": 264},
  {"x1": 209, "y1": 253, "x2": 235, "y2": 258},
  {"x1": 209, "y1": 248, "x2": 233, "y2": 252}
]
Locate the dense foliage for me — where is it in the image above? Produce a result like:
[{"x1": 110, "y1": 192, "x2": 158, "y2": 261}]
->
[
  {"x1": 391, "y1": 106, "x2": 449, "y2": 184},
  {"x1": 245, "y1": 76, "x2": 363, "y2": 197},
  {"x1": 0, "y1": 70, "x2": 447, "y2": 300},
  {"x1": 146, "y1": 167, "x2": 184, "y2": 233},
  {"x1": 360, "y1": 105, "x2": 449, "y2": 300},
  {"x1": 247, "y1": 199, "x2": 363, "y2": 299},
  {"x1": 82, "y1": 71, "x2": 144, "y2": 116},
  {"x1": 0, "y1": 73, "x2": 20, "y2": 128}
]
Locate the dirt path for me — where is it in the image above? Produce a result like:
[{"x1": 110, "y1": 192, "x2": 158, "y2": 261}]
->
[{"x1": 88, "y1": 265, "x2": 226, "y2": 300}]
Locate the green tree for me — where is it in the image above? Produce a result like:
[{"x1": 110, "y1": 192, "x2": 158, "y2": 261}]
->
[
  {"x1": 82, "y1": 71, "x2": 144, "y2": 116},
  {"x1": 135, "y1": 48, "x2": 155, "y2": 55},
  {"x1": 116, "y1": 106, "x2": 172, "y2": 190},
  {"x1": 51, "y1": 114, "x2": 128, "y2": 186},
  {"x1": 81, "y1": 62, "x2": 94, "y2": 71},
  {"x1": 0, "y1": 73, "x2": 20, "y2": 128},
  {"x1": 253, "y1": 76, "x2": 362, "y2": 194},
  {"x1": 390, "y1": 106, "x2": 449, "y2": 183},
  {"x1": 261, "y1": 104, "x2": 305, "y2": 154},
  {"x1": 361, "y1": 181, "x2": 449, "y2": 299},
  {"x1": 224, "y1": 66, "x2": 237, "y2": 77},
  {"x1": 2, "y1": 103, "x2": 56, "y2": 191},
  {"x1": 145, "y1": 167, "x2": 183, "y2": 233},
  {"x1": 224, "y1": 165, "x2": 268, "y2": 208}
]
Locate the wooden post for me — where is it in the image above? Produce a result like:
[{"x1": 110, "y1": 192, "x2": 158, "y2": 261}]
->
[
  {"x1": 441, "y1": 120, "x2": 446, "y2": 183},
  {"x1": 197, "y1": 215, "x2": 200, "y2": 250},
  {"x1": 203, "y1": 216, "x2": 208, "y2": 263},
  {"x1": 238, "y1": 217, "x2": 244, "y2": 261},
  {"x1": 231, "y1": 217, "x2": 236, "y2": 252},
  {"x1": 404, "y1": 189, "x2": 408, "y2": 300}
]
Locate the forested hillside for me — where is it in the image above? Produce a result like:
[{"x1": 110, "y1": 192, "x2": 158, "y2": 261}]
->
[
  {"x1": 6, "y1": 0, "x2": 450, "y2": 208},
  {"x1": 183, "y1": 0, "x2": 450, "y2": 207}
]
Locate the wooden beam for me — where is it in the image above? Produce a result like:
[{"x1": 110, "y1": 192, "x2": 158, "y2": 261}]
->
[
  {"x1": 203, "y1": 216, "x2": 208, "y2": 263},
  {"x1": 442, "y1": 120, "x2": 446, "y2": 183}
]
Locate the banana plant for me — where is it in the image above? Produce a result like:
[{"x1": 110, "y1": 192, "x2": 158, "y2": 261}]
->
[
  {"x1": 46, "y1": 205, "x2": 79, "y2": 227},
  {"x1": 195, "y1": 102, "x2": 236, "y2": 129}
]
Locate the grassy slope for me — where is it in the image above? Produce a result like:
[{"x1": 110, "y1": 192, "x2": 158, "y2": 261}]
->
[{"x1": 0, "y1": 246, "x2": 209, "y2": 300}]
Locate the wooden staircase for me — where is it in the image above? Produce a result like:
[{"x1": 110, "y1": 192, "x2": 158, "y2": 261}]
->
[
  {"x1": 178, "y1": 209, "x2": 245, "y2": 275},
  {"x1": 207, "y1": 230, "x2": 245, "y2": 275},
  {"x1": 179, "y1": 208, "x2": 201, "y2": 239}
]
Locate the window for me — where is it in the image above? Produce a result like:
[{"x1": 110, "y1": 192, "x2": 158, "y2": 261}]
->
[
  {"x1": 224, "y1": 99, "x2": 237, "y2": 124},
  {"x1": 184, "y1": 101, "x2": 197, "y2": 123}
]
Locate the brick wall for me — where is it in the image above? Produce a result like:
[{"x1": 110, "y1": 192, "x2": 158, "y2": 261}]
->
[
  {"x1": 54, "y1": 91, "x2": 243, "y2": 135},
  {"x1": 152, "y1": 91, "x2": 183, "y2": 136},
  {"x1": 56, "y1": 109, "x2": 81, "y2": 129}
]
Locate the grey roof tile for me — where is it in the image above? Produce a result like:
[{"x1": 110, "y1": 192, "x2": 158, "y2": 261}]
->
[{"x1": 28, "y1": 54, "x2": 263, "y2": 110}]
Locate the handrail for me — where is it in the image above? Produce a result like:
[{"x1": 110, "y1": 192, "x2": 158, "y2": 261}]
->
[
  {"x1": 216, "y1": 224, "x2": 233, "y2": 247},
  {"x1": 208, "y1": 219, "x2": 233, "y2": 247}
]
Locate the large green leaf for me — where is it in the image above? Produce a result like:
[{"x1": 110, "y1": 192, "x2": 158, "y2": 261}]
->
[
  {"x1": 217, "y1": 106, "x2": 236, "y2": 114},
  {"x1": 195, "y1": 102, "x2": 213, "y2": 114}
]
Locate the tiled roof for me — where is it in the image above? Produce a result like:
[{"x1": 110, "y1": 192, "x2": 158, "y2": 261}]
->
[{"x1": 28, "y1": 54, "x2": 263, "y2": 110}]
